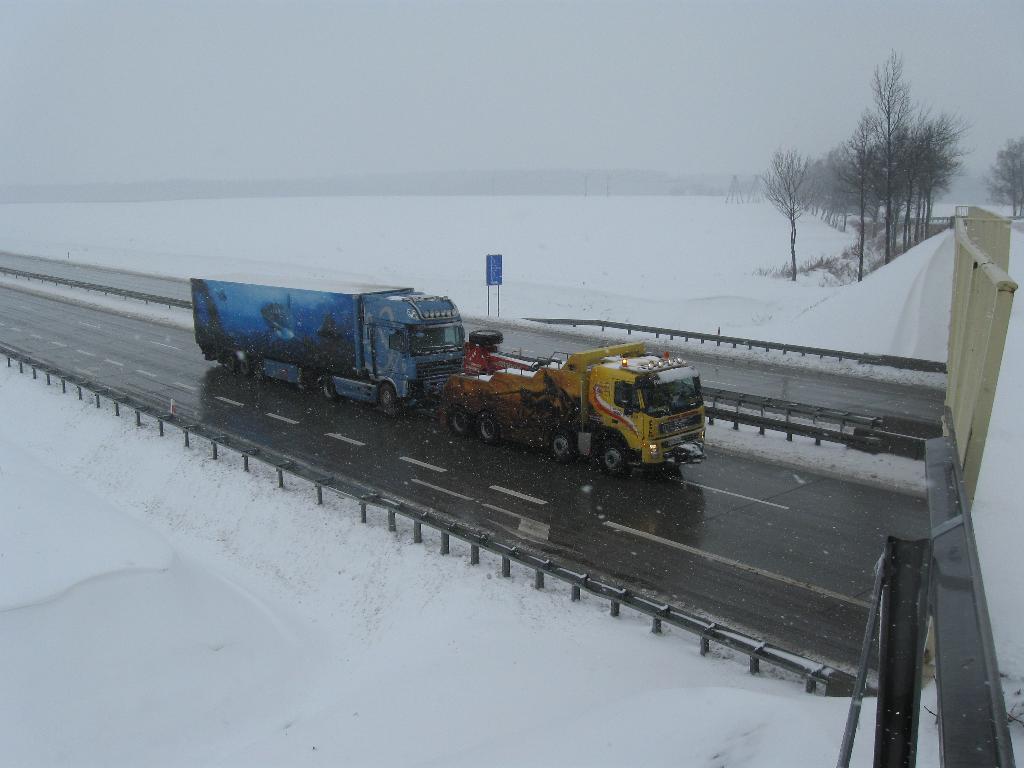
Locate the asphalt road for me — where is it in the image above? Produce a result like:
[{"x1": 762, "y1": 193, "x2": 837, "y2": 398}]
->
[
  {"x1": 0, "y1": 250, "x2": 945, "y2": 428},
  {"x1": 0, "y1": 284, "x2": 928, "y2": 670}
]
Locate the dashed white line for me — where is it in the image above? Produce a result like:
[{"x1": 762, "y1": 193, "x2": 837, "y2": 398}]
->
[
  {"x1": 50, "y1": 340, "x2": 67, "y2": 347},
  {"x1": 481, "y1": 502, "x2": 517, "y2": 517},
  {"x1": 79, "y1": 321, "x2": 101, "y2": 330},
  {"x1": 266, "y1": 412, "x2": 299, "y2": 425},
  {"x1": 410, "y1": 478, "x2": 474, "y2": 501},
  {"x1": 149, "y1": 340, "x2": 183, "y2": 352},
  {"x1": 489, "y1": 485, "x2": 548, "y2": 506},
  {"x1": 518, "y1": 517, "x2": 551, "y2": 540},
  {"x1": 326, "y1": 433, "x2": 365, "y2": 447},
  {"x1": 172, "y1": 381, "x2": 196, "y2": 391},
  {"x1": 400, "y1": 456, "x2": 447, "y2": 473},
  {"x1": 135, "y1": 369, "x2": 158, "y2": 378},
  {"x1": 75, "y1": 349, "x2": 96, "y2": 357},
  {"x1": 603, "y1": 521, "x2": 868, "y2": 608},
  {"x1": 683, "y1": 481, "x2": 790, "y2": 510},
  {"x1": 215, "y1": 396, "x2": 244, "y2": 406},
  {"x1": 103, "y1": 358, "x2": 124, "y2": 367}
]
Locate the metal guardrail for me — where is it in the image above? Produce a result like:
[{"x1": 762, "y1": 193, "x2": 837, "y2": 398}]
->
[
  {"x1": 925, "y1": 428, "x2": 1016, "y2": 766},
  {"x1": 0, "y1": 264, "x2": 192, "y2": 309},
  {"x1": 526, "y1": 318, "x2": 948, "y2": 373},
  {"x1": 1, "y1": 339, "x2": 856, "y2": 697}
]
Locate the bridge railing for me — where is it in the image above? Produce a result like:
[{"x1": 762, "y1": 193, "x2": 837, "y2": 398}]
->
[{"x1": 946, "y1": 207, "x2": 1017, "y2": 497}]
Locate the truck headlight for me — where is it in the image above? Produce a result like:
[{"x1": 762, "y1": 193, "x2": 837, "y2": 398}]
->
[{"x1": 649, "y1": 443, "x2": 658, "y2": 454}]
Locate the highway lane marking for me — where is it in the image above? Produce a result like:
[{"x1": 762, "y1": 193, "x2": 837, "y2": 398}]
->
[
  {"x1": 215, "y1": 396, "x2": 244, "y2": 406},
  {"x1": 135, "y1": 369, "x2": 158, "y2": 378},
  {"x1": 326, "y1": 433, "x2": 365, "y2": 447},
  {"x1": 683, "y1": 481, "x2": 790, "y2": 510},
  {"x1": 172, "y1": 381, "x2": 196, "y2": 391},
  {"x1": 75, "y1": 349, "x2": 96, "y2": 357},
  {"x1": 11, "y1": 326, "x2": 23, "y2": 331},
  {"x1": 400, "y1": 456, "x2": 447, "y2": 473},
  {"x1": 603, "y1": 521, "x2": 870, "y2": 609},
  {"x1": 481, "y1": 502, "x2": 517, "y2": 517},
  {"x1": 518, "y1": 517, "x2": 551, "y2": 540},
  {"x1": 149, "y1": 340, "x2": 184, "y2": 352},
  {"x1": 50, "y1": 340, "x2": 67, "y2": 347},
  {"x1": 29, "y1": 333, "x2": 42, "y2": 339},
  {"x1": 266, "y1": 412, "x2": 300, "y2": 425},
  {"x1": 489, "y1": 485, "x2": 548, "y2": 506},
  {"x1": 79, "y1": 321, "x2": 102, "y2": 330},
  {"x1": 103, "y1": 358, "x2": 125, "y2": 367},
  {"x1": 410, "y1": 478, "x2": 473, "y2": 501}
]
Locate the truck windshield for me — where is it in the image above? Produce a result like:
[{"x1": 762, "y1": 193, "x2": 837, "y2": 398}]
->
[
  {"x1": 410, "y1": 324, "x2": 464, "y2": 355},
  {"x1": 637, "y1": 372, "x2": 702, "y2": 416}
]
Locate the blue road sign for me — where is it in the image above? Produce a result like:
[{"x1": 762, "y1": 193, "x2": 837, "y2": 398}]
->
[{"x1": 486, "y1": 253, "x2": 502, "y2": 286}]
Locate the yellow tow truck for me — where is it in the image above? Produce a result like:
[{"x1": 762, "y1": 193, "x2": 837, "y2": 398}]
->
[{"x1": 440, "y1": 341, "x2": 705, "y2": 476}]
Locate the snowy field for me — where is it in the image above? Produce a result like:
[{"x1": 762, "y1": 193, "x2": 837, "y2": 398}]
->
[{"x1": 0, "y1": 195, "x2": 954, "y2": 359}]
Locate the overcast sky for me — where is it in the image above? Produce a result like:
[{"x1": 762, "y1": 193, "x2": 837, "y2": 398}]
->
[{"x1": 1, "y1": 0, "x2": 1021, "y2": 185}]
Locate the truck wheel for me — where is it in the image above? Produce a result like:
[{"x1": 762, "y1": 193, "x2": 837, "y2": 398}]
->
[
  {"x1": 550, "y1": 429, "x2": 577, "y2": 464},
  {"x1": 468, "y1": 329, "x2": 504, "y2": 348},
  {"x1": 597, "y1": 436, "x2": 631, "y2": 477},
  {"x1": 378, "y1": 381, "x2": 402, "y2": 417},
  {"x1": 476, "y1": 411, "x2": 500, "y2": 445},
  {"x1": 321, "y1": 375, "x2": 338, "y2": 401},
  {"x1": 447, "y1": 408, "x2": 472, "y2": 436},
  {"x1": 237, "y1": 354, "x2": 252, "y2": 377},
  {"x1": 220, "y1": 352, "x2": 239, "y2": 374}
]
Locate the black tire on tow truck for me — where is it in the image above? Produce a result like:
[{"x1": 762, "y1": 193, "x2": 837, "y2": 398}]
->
[
  {"x1": 476, "y1": 411, "x2": 501, "y2": 445},
  {"x1": 446, "y1": 408, "x2": 473, "y2": 436},
  {"x1": 378, "y1": 381, "x2": 402, "y2": 417},
  {"x1": 550, "y1": 428, "x2": 577, "y2": 464},
  {"x1": 596, "y1": 433, "x2": 631, "y2": 477},
  {"x1": 468, "y1": 329, "x2": 504, "y2": 348}
]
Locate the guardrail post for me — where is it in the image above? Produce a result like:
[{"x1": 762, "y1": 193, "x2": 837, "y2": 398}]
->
[
  {"x1": 95, "y1": 393, "x2": 100, "y2": 408},
  {"x1": 805, "y1": 678, "x2": 817, "y2": 694},
  {"x1": 135, "y1": 409, "x2": 141, "y2": 426},
  {"x1": 571, "y1": 585, "x2": 581, "y2": 601},
  {"x1": 61, "y1": 378, "x2": 66, "y2": 393},
  {"x1": 413, "y1": 520, "x2": 422, "y2": 543},
  {"x1": 785, "y1": 408, "x2": 792, "y2": 441},
  {"x1": 470, "y1": 544, "x2": 479, "y2": 564},
  {"x1": 113, "y1": 401, "x2": 119, "y2": 417},
  {"x1": 158, "y1": 419, "x2": 164, "y2": 436},
  {"x1": 45, "y1": 372, "x2": 50, "y2": 385},
  {"x1": 184, "y1": 429, "x2": 190, "y2": 447},
  {"x1": 31, "y1": 366, "x2": 36, "y2": 379},
  {"x1": 700, "y1": 637, "x2": 710, "y2": 656},
  {"x1": 211, "y1": 441, "x2": 218, "y2": 460},
  {"x1": 610, "y1": 600, "x2": 620, "y2": 617},
  {"x1": 359, "y1": 502, "x2": 367, "y2": 523},
  {"x1": 749, "y1": 656, "x2": 760, "y2": 674},
  {"x1": 501, "y1": 556, "x2": 511, "y2": 577},
  {"x1": 387, "y1": 509, "x2": 396, "y2": 532},
  {"x1": 534, "y1": 570, "x2": 544, "y2": 589},
  {"x1": 242, "y1": 453, "x2": 248, "y2": 470},
  {"x1": 440, "y1": 532, "x2": 450, "y2": 555},
  {"x1": 18, "y1": 360, "x2": 23, "y2": 373},
  {"x1": 315, "y1": 484, "x2": 323, "y2": 505},
  {"x1": 5, "y1": 356, "x2": 9, "y2": 367},
  {"x1": 651, "y1": 617, "x2": 662, "y2": 634},
  {"x1": 277, "y1": 468, "x2": 284, "y2": 488},
  {"x1": 77, "y1": 385, "x2": 82, "y2": 400},
  {"x1": 733, "y1": 401, "x2": 739, "y2": 430}
]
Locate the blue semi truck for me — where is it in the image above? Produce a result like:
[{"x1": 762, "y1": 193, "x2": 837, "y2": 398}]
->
[{"x1": 190, "y1": 277, "x2": 465, "y2": 415}]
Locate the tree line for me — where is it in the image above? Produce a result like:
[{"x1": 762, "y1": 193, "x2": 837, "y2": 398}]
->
[{"x1": 763, "y1": 52, "x2": 967, "y2": 282}]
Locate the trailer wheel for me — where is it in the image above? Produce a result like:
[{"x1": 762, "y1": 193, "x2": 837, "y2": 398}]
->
[
  {"x1": 597, "y1": 435, "x2": 631, "y2": 477},
  {"x1": 252, "y1": 359, "x2": 266, "y2": 382},
  {"x1": 476, "y1": 411, "x2": 501, "y2": 445},
  {"x1": 378, "y1": 381, "x2": 402, "y2": 417},
  {"x1": 321, "y1": 375, "x2": 338, "y2": 402},
  {"x1": 446, "y1": 408, "x2": 472, "y2": 436},
  {"x1": 550, "y1": 429, "x2": 577, "y2": 464},
  {"x1": 219, "y1": 352, "x2": 239, "y2": 374}
]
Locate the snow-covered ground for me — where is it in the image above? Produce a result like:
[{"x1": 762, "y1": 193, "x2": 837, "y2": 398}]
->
[
  {"x1": 0, "y1": 359, "x2": 953, "y2": 767},
  {"x1": 2, "y1": 197, "x2": 1021, "y2": 763}
]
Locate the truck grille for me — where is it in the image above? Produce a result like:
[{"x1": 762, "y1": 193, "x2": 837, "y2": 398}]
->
[
  {"x1": 417, "y1": 358, "x2": 464, "y2": 393},
  {"x1": 659, "y1": 412, "x2": 702, "y2": 435}
]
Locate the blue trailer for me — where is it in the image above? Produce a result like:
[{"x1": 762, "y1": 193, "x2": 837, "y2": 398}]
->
[{"x1": 191, "y1": 276, "x2": 464, "y2": 414}]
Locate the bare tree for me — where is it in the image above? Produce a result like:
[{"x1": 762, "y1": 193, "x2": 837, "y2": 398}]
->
[
  {"x1": 987, "y1": 137, "x2": 1024, "y2": 217},
  {"x1": 762, "y1": 148, "x2": 811, "y2": 281},
  {"x1": 871, "y1": 51, "x2": 913, "y2": 264},
  {"x1": 838, "y1": 112, "x2": 877, "y2": 281}
]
